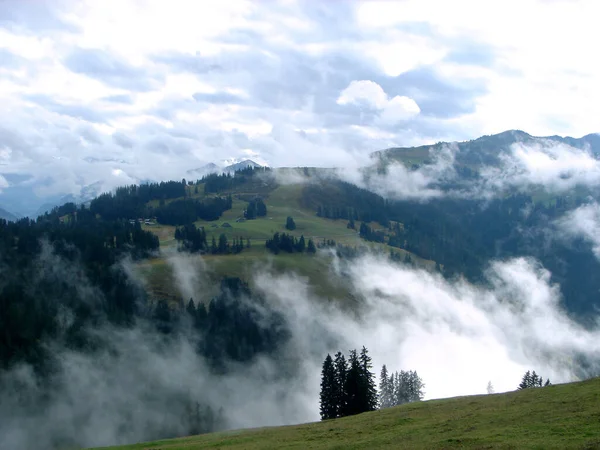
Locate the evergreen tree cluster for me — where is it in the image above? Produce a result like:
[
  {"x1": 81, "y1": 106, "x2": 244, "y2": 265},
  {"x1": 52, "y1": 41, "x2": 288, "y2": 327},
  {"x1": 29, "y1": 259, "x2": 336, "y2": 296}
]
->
[
  {"x1": 265, "y1": 232, "x2": 314, "y2": 254},
  {"x1": 154, "y1": 196, "x2": 232, "y2": 226},
  {"x1": 319, "y1": 347, "x2": 378, "y2": 420},
  {"x1": 244, "y1": 198, "x2": 267, "y2": 220},
  {"x1": 159, "y1": 278, "x2": 290, "y2": 369},
  {"x1": 90, "y1": 180, "x2": 187, "y2": 221},
  {"x1": 201, "y1": 166, "x2": 272, "y2": 193},
  {"x1": 518, "y1": 370, "x2": 551, "y2": 389},
  {"x1": 359, "y1": 222, "x2": 385, "y2": 243},
  {"x1": 174, "y1": 223, "x2": 207, "y2": 253},
  {"x1": 303, "y1": 180, "x2": 389, "y2": 225},
  {"x1": 209, "y1": 234, "x2": 248, "y2": 255},
  {"x1": 184, "y1": 401, "x2": 227, "y2": 436},
  {"x1": 0, "y1": 210, "x2": 159, "y2": 371},
  {"x1": 378, "y1": 365, "x2": 425, "y2": 408}
]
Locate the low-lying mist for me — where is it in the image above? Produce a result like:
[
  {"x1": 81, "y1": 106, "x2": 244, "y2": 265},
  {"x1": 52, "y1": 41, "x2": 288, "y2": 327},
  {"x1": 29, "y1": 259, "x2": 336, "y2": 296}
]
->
[{"x1": 1, "y1": 250, "x2": 600, "y2": 450}]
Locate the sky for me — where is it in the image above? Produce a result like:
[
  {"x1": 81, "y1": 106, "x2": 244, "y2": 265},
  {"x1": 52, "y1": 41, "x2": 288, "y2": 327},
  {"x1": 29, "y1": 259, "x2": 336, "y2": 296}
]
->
[{"x1": 1, "y1": 0, "x2": 600, "y2": 211}]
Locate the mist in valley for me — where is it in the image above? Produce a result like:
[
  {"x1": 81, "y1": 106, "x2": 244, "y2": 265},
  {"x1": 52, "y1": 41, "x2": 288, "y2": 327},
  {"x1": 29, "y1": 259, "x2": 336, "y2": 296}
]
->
[{"x1": 2, "y1": 242, "x2": 600, "y2": 449}]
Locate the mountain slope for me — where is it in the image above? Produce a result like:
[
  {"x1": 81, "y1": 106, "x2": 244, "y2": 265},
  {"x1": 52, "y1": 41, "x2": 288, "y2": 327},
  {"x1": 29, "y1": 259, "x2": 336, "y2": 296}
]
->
[
  {"x1": 0, "y1": 206, "x2": 17, "y2": 221},
  {"x1": 100, "y1": 377, "x2": 600, "y2": 450},
  {"x1": 373, "y1": 129, "x2": 600, "y2": 169}
]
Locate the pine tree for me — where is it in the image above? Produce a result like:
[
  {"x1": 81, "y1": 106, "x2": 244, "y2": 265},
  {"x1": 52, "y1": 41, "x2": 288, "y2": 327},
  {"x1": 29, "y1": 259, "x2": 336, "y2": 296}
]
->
[
  {"x1": 359, "y1": 346, "x2": 378, "y2": 412},
  {"x1": 285, "y1": 216, "x2": 296, "y2": 230},
  {"x1": 297, "y1": 235, "x2": 306, "y2": 252},
  {"x1": 307, "y1": 239, "x2": 316, "y2": 254},
  {"x1": 319, "y1": 354, "x2": 337, "y2": 420},
  {"x1": 343, "y1": 349, "x2": 362, "y2": 416},
  {"x1": 333, "y1": 352, "x2": 347, "y2": 418},
  {"x1": 518, "y1": 370, "x2": 532, "y2": 390},
  {"x1": 379, "y1": 365, "x2": 393, "y2": 409},
  {"x1": 186, "y1": 298, "x2": 196, "y2": 317}
]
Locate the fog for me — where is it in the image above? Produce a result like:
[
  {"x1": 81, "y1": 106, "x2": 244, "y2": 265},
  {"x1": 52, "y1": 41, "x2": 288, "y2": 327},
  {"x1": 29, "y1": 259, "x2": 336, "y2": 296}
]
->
[
  {"x1": 2, "y1": 248, "x2": 599, "y2": 449},
  {"x1": 556, "y1": 202, "x2": 600, "y2": 260},
  {"x1": 334, "y1": 140, "x2": 600, "y2": 202}
]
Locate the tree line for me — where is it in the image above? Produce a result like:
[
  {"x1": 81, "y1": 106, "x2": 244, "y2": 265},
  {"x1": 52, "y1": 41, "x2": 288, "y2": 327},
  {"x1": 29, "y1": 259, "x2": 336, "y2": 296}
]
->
[
  {"x1": 518, "y1": 370, "x2": 550, "y2": 389},
  {"x1": 378, "y1": 365, "x2": 425, "y2": 408},
  {"x1": 154, "y1": 196, "x2": 233, "y2": 226},
  {"x1": 200, "y1": 166, "x2": 272, "y2": 194},
  {"x1": 319, "y1": 348, "x2": 378, "y2": 420},
  {"x1": 244, "y1": 198, "x2": 267, "y2": 220},
  {"x1": 174, "y1": 223, "x2": 250, "y2": 255},
  {"x1": 265, "y1": 232, "x2": 316, "y2": 254}
]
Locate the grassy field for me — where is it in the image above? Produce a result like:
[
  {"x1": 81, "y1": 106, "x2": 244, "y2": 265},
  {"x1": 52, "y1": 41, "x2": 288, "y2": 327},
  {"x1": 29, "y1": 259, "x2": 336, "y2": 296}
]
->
[{"x1": 95, "y1": 377, "x2": 600, "y2": 450}]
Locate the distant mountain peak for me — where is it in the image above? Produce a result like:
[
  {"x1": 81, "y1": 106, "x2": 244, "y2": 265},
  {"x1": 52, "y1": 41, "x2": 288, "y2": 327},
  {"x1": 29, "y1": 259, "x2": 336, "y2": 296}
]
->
[{"x1": 224, "y1": 159, "x2": 264, "y2": 173}]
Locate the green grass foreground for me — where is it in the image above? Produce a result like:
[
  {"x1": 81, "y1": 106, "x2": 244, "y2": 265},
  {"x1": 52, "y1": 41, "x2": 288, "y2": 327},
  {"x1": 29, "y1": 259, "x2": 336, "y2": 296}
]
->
[{"x1": 95, "y1": 377, "x2": 600, "y2": 450}]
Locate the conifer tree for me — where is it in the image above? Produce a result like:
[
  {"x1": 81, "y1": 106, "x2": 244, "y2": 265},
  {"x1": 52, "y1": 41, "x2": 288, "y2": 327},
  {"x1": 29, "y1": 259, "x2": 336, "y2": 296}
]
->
[
  {"x1": 297, "y1": 235, "x2": 306, "y2": 252},
  {"x1": 333, "y1": 351, "x2": 347, "y2": 417},
  {"x1": 379, "y1": 365, "x2": 393, "y2": 409},
  {"x1": 359, "y1": 346, "x2": 378, "y2": 412},
  {"x1": 307, "y1": 238, "x2": 316, "y2": 254},
  {"x1": 285, "y1": 216, "x2": 296, "y2": 230},
  {"x1": 186, "y1": 298, "x2": 196, "y2": 317},
  {"x1": 343, "y1": 349, "x2": 362, "y2": 416},
  {"x1": 319, "y1": 354, "x2": 337, "y2": 420}
]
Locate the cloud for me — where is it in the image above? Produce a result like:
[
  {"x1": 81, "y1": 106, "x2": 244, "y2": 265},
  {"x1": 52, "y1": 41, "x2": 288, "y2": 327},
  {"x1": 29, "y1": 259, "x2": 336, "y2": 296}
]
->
[
  {"x1": 0, "y1": 0, "x2": 598, "y2": 208},
  {"x1": 480, "y1": 141, "x2": 600, "y2": 194},
  {"x1": 63, "y1": 47, "x2": 161, "y2": 92},
  {"x1": 337, "y1": 80, "x2": 421, "y2": 125},
  {"x1": 112, "y1": 131, "x2": 134, "y2": 149},
  {"x1": 0, "y1": 174, "x2": 8, "y2": 192},
  {"x1": 556, "y1": 202, "x2": 600, "y2": 260},
  {"x1": 256, "y1": 253, "x2": 600, "y2": 403},
  {"x1": 2, "y1": 244, "x2": 600, "y2": 449}
]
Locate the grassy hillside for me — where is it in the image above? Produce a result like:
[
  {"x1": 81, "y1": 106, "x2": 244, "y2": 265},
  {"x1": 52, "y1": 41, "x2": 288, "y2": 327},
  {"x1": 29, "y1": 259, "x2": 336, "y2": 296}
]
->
[
  {"x1": 95, "y1": 377, "x2": 600, "y2": 450},
  {"x1": 136, "y1": 182, "x2": 432, "y2": 305}
]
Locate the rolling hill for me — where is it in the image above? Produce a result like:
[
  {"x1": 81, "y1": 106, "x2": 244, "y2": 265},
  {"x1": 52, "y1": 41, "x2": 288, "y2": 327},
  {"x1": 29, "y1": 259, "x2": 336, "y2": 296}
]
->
[{"x1": 96, "y1": 377, "x2": 600, "y2": 450}]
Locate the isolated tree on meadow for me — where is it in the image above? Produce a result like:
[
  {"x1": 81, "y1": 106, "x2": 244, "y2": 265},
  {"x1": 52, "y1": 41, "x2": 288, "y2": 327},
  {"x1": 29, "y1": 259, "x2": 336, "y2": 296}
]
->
[
  {"x1": 487, "y1": 381, "x2": 495, "y2": 394},
  {"x1": 285, "y1": 216, "x2": 296, "y2": 230}
]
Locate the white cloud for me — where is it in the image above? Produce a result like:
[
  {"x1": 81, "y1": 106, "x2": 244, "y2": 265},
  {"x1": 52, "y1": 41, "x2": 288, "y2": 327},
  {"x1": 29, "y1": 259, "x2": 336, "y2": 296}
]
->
[
  {"x1": 0, "y1": 174, "x2": 8, "y2": 193},
  {"x1": 338, "y1": 80, "x2": 421, "y2": 125},
  {"x1": 557, "y1": 203, "x2": 600, "y2": 260},
  {"x1": 481, "y1": 141, "x2": 600, "y2": 193},
  {"x1": 337, "y1": 80, "x2": 388, "y2": 109},
  {"x1": 379, "y1": 95, "x2": 421, "y2": 124},
  {"x1": 256, "y1": 253, "x2": 600, "y2": 403},
  {"x1": 1, "y1": 0, "x2": 599, "y2": 214}
]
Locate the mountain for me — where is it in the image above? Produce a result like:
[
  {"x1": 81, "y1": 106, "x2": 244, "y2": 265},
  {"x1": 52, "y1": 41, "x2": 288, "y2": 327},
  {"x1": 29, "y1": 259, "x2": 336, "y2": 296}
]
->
[
  {"x1": 372, "y1": 130, "x2": 600, "y2": 169},
  {"x1": 224, "y1": 159, "x2": 263, "y2": 173},
  {"x1": 0, "y1": 206, "x2": 17, "y2": 221},
  {"x1": 34, "y1": 181, "x2": 105, "y2": 217},
  {"x1": 186, "y1": 163, "x2": 221, "y2": 179}
]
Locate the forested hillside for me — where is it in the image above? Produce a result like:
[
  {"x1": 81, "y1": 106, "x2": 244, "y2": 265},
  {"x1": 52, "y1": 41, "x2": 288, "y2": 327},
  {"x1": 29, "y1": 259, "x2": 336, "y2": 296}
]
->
[{"x1": 2, "y1": 149, "x2": 600, "y2": 449}]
